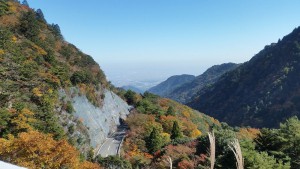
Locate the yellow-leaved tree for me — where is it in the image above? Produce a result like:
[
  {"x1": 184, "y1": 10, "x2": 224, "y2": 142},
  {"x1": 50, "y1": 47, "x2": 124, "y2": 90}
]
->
[
  {"x1": 0, "y1": 131, "x2": 100, "y2": 169},
  {"x1": 11, "y1": 108, "x2": 36, "y2": 132}
]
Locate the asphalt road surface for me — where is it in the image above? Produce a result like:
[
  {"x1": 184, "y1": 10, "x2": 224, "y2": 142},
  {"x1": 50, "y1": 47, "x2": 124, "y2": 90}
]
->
[{"x1": 97, "y1": 125, "x2": 127, "y2": 157}]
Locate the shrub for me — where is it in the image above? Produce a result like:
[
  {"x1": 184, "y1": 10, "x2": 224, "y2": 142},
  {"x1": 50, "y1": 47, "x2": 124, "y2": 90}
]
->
[
  {"x1": 0, "y1": 1, "x2": 9, "y2": 16},
  {"x1": 19, "y1": 11, "x2": 40, "y2": 42},
  {"x1": 96, "y1": 155, "x2": 132, "y2": 169},
  {"x1": 66, "y1": 101, "x2": 74, "y2": 114},
  {"x1": 70, "y1": 71, "x2": 92, "y2": 85},
  {"x1": 68, "y1": 124, "x2": 75, "y2": 134}
]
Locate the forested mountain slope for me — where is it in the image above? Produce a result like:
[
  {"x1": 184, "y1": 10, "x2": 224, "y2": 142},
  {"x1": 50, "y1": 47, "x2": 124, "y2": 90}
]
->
[
  {"x1": 148, "y1": 74, "x2": 195, "y2": 96},
  {"x1": 166, "y1": 63, "x2": 239, "y2": 103},
  {"x1": 0, "y1": 1, "x2": 128, "y2": 168},
  {"x1": 119, "y1": 90, "x2": 295, "y2": 169},
  {"x1": 188, "y1": 27, "x2": 300, "y2": 128}
]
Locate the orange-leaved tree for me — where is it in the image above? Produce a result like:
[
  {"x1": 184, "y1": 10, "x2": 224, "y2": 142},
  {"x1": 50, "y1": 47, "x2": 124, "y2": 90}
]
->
[{"x1": 0, "y1": 130, "x2": 100, "y2": 169}]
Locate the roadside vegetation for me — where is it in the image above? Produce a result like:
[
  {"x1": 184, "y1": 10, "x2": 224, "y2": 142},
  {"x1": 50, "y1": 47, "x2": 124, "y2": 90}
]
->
[
  {"x1": 119, "y1": 90, "x2": 297, "y2": 169},
  {"x1": 0, "y1": 0, "x2": 107, "y2": 168}
]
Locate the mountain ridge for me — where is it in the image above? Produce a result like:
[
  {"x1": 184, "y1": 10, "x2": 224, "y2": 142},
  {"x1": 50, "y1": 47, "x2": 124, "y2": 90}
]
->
[
  {"x1": 188, "y1": 27, "x2": 300, "y2": 128},
  {"x1": 166, "y1": 63, "x2": 239, "y2": 103},
  {"x1": 148, "y1": 74, "x2": 196, "y2": 96},
  {"x1": 148, "y1": 63, "x2": 239, "y2": 103}
]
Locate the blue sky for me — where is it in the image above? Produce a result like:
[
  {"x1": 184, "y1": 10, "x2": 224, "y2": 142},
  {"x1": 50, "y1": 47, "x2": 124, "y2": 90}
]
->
[{"x1": 28, "y1": 0, "x2": 300, "y2": 87}]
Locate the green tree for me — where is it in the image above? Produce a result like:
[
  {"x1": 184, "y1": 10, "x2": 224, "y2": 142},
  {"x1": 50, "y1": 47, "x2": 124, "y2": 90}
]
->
[
  {"x1": 0, "y1": 108, "x2": 11, "y2": 136},
  {"x1": 50, "y1": 24, "x2": 63, "y2": 39},
  {"x1": 170, "y1": 121, "x2": 182, "y2": 140},
  {"x1": 136, "y1": 99, "x2": 157, "y2": 114},
  {"x1": 166, "y1": 106, "x2": 175, "y2": 116},
  {"x1": 19, "y1": 11, "x2": 40, "y2": 42},
  {"x1": 0, "y1": 29, "x2": 12, "y2": 49},
  {"x1": 87, "y1": 147, "x2": 94, "y2": 162},
  {"x1": 44, "y1": 49, "x2": 56, "y2": 64},
  {"x1": 65, "y1": 101, "x2": 74, "y2": 114},
  {"x1": 0, "y1": 1, "x2": 9, "y2": 16},
  {"x1": 36, "y1": 9, "x2": 45, "y2": 22},
  {"x1": 254, "y1": 128, "x2": 288, "y2": 161},
  {"x1": 96, "y1": 156, "x2": 132, "y2": 169},
  {"x1": 146, "y1": 128, "x2": 162, "y2": 154},
  {"x1": 196, "y1": 128, "x2": 237, "y2": 168},
  {"x1": 33, "y1": 94, "x2": 65, "y2": 140},
  {"x1": 124, "y1": 90, "x2": 136, "y2": 105},
  {"x1": 279, "y1": 116, "x2": 300, "y2": 168},
  {"x1": 70, "y1": 71, "x2": 92, "y2": 85},
  {"x1": 68, "y1": 124, "x2": 75, "y2": 134},
  {"x1": 255, "y1": 116, "x2": 300, "y2": 169},
  {"x1": 242, "y1": 140, "x2": 290, "y2": 169},
  {"x1": 22, "y1": 0, "x2": 29, "y2": 7}
]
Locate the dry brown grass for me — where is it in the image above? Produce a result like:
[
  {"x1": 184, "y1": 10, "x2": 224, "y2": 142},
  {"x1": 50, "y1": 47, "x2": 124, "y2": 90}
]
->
[
  {"x1": 229, "y1": 139, "x2": 244, "y2": 169},
  {"x1": 208, "y1": 132, "x2": 215, "y2": 169}
]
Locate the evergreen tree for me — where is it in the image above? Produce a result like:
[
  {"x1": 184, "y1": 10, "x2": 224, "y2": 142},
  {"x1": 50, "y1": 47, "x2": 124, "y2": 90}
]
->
[
  {"x1": 166, "y1": 106, "x2": 175, "y2": 116},
  {"x1": 0, "y1": 108, "x2": 11, "y2": 137},
  {"x1": 279, "y1": 116, "x2": 300, "y2": 168},
  {"x1": 171, "y1": 121, "x2": 182, "y2": 140},
  {"x1": 49, "y1": 23, "x2": 63, "y2": 38},
  {"x1": 254, "y1": 116, "x2": 300, "y2": 168},
  {"x1": 254, "y1": 128, "x2": 287, "y2": 160},
  {"x1": 86, "y1": 148, "x2": 95, "y2": 162},
  {"x1": 0, "y1": 1, "x2": 9, "y2": 16},
  {"x1": 36, "y1": 9, "x2": 46, "y2": 22},
  {"x1": 19, "y1": 11, "x2": 40, "y2": 42},
  {"x1": 0, "y1": 29, "x2": 13, "y2": 48},
  {"x1": 22, "y1": 0, "x2": 29, "y2": 7},
  {"x1": 146, "y1": 128, "x2": 162, "y2": 154},
  {"x1": 96, "y1": 156, "x2": 132, "y2": 169},
  {"x1": 124, "y1": 90, "x2": 136, "y2": 105},
  {"x1": 242, "y1": 140, "x2": 290, "y2": 169}
]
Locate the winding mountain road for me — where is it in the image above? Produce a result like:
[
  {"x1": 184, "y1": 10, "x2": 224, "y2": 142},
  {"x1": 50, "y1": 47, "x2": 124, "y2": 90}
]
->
[{"x1": 97, "y1": 125, "x2": 127, "y2": 157}]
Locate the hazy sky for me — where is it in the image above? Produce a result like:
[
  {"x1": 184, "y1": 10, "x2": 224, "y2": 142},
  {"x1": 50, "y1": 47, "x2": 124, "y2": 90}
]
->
[{"x1": 28, "y1": 0, "x2": 300, "y2": 87}]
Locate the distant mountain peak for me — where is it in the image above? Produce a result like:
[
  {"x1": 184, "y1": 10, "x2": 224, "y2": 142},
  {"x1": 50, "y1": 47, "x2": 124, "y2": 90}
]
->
[
  {"x1": 149, "y1": 63, "x2": 239, "y2": 103},
  {"x1": 147, "y1": 74, "x2": 196, "y2": 96},
  {"x1": 188, "y1": 26, "x2": 300, "y2": 128}
]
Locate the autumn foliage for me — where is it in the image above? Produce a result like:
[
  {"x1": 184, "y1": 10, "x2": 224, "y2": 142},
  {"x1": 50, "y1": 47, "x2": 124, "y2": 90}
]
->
[
  {"x1": 0, "y1": 0, "x2": 109, "y2": 168},
  {"x1": 0, "y1": 131, "x2": 100, "y2": 169},
  {"x1": 122, "y1": 91, "x2": 220, "y2": 168}
]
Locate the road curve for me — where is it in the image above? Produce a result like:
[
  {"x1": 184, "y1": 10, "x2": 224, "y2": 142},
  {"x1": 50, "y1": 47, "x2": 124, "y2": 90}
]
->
[{"x1": 97, "y1": 125, "x2": 127, "y2": 157}]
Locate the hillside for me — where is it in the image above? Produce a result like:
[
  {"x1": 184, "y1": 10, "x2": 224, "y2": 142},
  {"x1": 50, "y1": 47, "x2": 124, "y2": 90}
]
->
[
  {"x1": 119, "y1": 90, "x2": 295, "y2": 169},
  {"x1": 0, "y1": 1, "x2": 128, "y2": 168},
  {"x1": 188, "y1": 27, "x2": 300, "y2": 128},
  {"x1": 148, "y1": 74, "x2": 195, "y2": 96},
  {"x1": 166, "y1": 63, "x2": 239, "y2": 103}
]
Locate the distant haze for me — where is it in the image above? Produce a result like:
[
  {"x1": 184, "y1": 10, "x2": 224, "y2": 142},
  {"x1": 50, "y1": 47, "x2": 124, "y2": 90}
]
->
[
  {"x1": 102, "y1": 60, "x2": 211, "y2": 89},
  {"x1": 28, "y1": 0, "x2": 300, "y2": 88}
]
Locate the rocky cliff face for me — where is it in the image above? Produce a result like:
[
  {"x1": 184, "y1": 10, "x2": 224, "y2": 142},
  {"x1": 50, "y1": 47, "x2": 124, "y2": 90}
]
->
[{"x1": 59, "y1": 88, "x2": 130, "y2": 150}]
